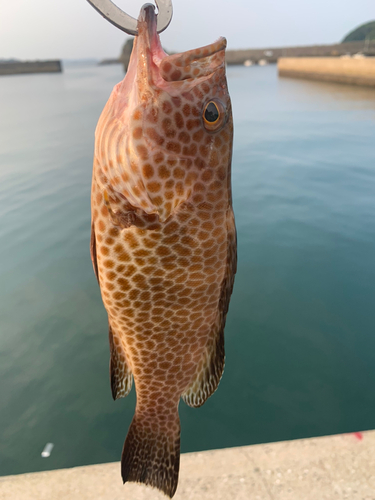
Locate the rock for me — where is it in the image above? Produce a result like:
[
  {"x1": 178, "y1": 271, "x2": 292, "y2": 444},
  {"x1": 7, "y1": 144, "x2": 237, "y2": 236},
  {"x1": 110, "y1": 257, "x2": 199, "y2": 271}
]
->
[{"x1": 119, "y1": 39, "x2": 134, "y2": 72}]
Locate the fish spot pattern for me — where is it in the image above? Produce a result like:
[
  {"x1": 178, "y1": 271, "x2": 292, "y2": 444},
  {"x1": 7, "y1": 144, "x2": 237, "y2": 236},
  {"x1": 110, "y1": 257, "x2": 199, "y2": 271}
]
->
[{"x1": 91, "y1": 25, "x2": 236, "y2": 499}]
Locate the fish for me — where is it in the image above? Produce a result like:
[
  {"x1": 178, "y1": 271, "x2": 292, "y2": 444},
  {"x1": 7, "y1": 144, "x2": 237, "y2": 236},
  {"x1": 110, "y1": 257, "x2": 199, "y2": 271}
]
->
[{"x1": 90, "y1": 5, "x2": 236, "y2": 498}]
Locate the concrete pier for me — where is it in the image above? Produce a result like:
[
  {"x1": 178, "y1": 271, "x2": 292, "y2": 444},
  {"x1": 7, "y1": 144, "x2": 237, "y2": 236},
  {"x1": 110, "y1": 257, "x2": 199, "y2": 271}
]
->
[
  {"x1": 1, "y1": 430, "x2": 374, "y2": 499},
  {"x1": 226, "y1": 40, "x2": 375, "y2": 65},
  {"x1": 278, "y1": 57, "x2": 375, "y2": 87}
]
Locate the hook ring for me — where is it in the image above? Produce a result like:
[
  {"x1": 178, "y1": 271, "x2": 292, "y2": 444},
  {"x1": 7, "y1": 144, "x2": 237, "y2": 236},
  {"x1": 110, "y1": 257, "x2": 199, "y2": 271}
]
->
[{"x1": 86, "y1": 0, "x2": 173, "y2": 36}]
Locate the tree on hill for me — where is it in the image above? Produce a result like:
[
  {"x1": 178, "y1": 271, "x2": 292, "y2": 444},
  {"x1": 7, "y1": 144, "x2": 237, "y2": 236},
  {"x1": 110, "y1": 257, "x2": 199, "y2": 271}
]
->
[{"x1": 342, "y1": 21, "x2": 375, "y2": 42}]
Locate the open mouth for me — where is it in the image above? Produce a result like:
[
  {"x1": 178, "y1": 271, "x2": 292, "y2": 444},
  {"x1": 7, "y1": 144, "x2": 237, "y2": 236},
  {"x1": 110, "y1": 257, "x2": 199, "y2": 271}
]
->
[{"x1": 133, "y1": 4, "x2": 226, "y2": 86}]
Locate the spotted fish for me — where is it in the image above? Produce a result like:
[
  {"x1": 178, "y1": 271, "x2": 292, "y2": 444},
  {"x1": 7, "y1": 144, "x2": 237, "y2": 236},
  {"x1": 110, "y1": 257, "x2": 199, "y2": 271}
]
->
[{"x1": 90, "y1": 5, "x2": 236, "y2": 498}]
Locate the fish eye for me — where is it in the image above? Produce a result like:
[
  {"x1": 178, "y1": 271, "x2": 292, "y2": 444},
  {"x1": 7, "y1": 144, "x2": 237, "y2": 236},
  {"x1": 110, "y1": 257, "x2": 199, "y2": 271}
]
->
[
  {"x1": 202, "y1": 100, "x2": 226, "y2": 132},
  {"x1": 204, "y1": 102, "x2": 219, "y2": 123}
]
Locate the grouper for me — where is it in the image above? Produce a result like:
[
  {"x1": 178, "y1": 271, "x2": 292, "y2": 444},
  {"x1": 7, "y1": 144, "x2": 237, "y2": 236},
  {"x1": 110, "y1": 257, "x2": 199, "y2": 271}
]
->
[{"x1": 90, "y1": 5, "x2": 236, "y2": 496}]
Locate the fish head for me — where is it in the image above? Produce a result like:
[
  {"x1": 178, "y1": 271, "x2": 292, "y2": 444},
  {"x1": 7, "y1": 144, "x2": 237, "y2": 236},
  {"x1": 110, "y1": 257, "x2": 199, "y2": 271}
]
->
[{"x1": 95, "y1": 4, "x2": 233, "y2": 222}]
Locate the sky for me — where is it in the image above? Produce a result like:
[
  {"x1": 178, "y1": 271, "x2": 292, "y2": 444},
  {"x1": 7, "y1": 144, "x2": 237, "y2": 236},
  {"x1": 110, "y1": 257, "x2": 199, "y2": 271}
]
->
[{"x1": 0, "y1": 0, "x2": 374, "y2": 60}]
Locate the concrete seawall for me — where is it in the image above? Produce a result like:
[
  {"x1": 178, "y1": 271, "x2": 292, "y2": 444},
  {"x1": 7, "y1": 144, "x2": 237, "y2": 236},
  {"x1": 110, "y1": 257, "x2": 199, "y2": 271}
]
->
[
  {"x1": 0, "y1": 61, "x2": 62, "y2": 76},
  {"x1": 278, "y1": 57, "x2": 375, "y2": 87},
  {"x1": 226, "y1": 40, "x2": 375, "y2": 65},
  {"x1": 1, "y1": 430, "x2": 374, "y2": 499}
]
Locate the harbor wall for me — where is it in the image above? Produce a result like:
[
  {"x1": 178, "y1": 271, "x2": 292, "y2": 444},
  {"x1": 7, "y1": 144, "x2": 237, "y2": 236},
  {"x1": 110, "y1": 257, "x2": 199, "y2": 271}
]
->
[
  {"x1": 0, "y1": 60, "x2": 62, "y2": 76},
  {"x1": 110, "y1": 40, "x2": 375, "y2": 70},
  {"x1": 1, "y1": 430, "x2": 374, "y2": 499},
  {"x1": 226, "y1": 40, "x2": 375, "y2": 65},
  {"x1": 278, "y1": 57, "x2": 375, "y2": 87}
]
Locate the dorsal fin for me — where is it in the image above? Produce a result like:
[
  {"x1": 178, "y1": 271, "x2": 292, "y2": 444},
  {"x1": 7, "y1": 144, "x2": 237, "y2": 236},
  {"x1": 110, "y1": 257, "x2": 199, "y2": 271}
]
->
[
  {"x1": 90, "y1": 221, "x2": 99, "y2": 283},
  {"x1": 109, "y1": 324, "x2": 133, "y2": 400},
  {"x1": 182, "y1": 208, "x2": 237, "y2": 408},
  {"x1": 182, "y1": 316, "x2": 225, "y2": 408}
]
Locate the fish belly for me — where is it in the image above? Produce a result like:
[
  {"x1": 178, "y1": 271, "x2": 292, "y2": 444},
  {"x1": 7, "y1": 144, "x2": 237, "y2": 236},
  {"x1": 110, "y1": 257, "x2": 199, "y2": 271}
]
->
[{"x1": 92, "y1": 175, "x2": 228, "y2": 404}]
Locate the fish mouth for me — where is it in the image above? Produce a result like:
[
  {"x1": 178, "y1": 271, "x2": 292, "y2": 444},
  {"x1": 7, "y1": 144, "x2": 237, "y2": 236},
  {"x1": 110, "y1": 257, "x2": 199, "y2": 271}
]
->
[
  {"x1": 159, "y1": 37, "x2": 227, "y2": 83},
  {"x1": 128, "y1": 4, "x2": 226, "y2": 89},
  {"x1": 138, "y1": 4, "x2": 164, "y2": 58},
  {"x1": 126, "y1": 4, "x2": 167, "y2": 89}
]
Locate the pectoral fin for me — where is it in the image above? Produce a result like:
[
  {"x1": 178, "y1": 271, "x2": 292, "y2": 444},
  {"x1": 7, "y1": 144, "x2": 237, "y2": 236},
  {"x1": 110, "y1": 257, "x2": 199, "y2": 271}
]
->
[
  {"x1": 109, "y1": 324, "x2": 133, "y2": 400},
  {"x1": 103, "y1": 190, "x2": 136, "y2": 229}
]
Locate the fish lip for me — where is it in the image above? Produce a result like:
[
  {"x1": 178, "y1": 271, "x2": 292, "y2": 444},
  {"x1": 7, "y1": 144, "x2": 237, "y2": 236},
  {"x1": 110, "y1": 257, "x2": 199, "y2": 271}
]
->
[
  {"x1": 138, "y1": 3, "x2": 157, "y2": 40},
  {"x1": 138, "y1": 3, "x2": 155, "y2": 20},
  {"x1": 136, "y1": 4, "x2": 166, "y2": 76}
]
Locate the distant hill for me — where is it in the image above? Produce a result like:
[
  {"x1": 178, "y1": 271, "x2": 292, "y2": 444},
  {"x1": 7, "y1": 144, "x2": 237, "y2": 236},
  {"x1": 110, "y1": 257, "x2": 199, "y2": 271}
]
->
[{"x1": 342, "y1": 21, "x2": 375, "y2": 42}]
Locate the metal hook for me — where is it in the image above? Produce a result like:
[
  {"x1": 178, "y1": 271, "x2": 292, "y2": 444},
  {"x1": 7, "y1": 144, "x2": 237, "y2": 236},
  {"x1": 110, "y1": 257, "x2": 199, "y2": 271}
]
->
[{"x1": 86, "y1": 0, "x2": 173, "y2": 36}]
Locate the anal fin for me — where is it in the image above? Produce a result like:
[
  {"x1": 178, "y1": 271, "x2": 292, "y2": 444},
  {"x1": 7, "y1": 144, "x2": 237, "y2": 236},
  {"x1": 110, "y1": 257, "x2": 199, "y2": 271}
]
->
[
  {"x1": 109, "y1": 324, "x2": 133, "y2": 400},
  {"x1": 182, "y1": 315, "x2": 225, "y2": 408}
]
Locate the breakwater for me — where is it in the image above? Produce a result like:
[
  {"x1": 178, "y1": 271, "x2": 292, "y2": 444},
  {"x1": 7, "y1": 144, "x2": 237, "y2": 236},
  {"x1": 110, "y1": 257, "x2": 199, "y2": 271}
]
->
[
  {"x1": 226, "y1": 40, "x2": 375, "y2": 65},
  {"x1": 0, "y1": 60, "x2": 62, "y2": 76},
  {"x1": 278, "y1": 57, "x2": 375, "y2": 87},
  {"x1": 106, "y1": 40, "x2": 375, "y2": 71}
]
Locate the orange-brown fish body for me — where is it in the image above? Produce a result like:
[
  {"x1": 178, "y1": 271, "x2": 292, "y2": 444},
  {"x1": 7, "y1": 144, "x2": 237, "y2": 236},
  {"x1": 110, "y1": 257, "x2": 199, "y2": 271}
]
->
[{"x1": 90, "y1": 6, "x2": 236, "y2": 497}]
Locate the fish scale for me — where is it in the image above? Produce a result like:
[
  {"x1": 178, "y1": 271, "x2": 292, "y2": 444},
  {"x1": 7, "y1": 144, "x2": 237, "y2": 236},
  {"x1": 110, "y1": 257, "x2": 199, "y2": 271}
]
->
[{"x1": 90, "y1": 5, "x2": 236, "y2": 498}]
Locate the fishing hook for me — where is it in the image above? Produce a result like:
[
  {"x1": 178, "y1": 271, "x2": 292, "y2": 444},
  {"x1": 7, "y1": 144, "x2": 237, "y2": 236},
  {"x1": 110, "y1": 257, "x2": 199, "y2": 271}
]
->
[{"x1": 86, "y1": 0, "x2": 173, "y2": 36}]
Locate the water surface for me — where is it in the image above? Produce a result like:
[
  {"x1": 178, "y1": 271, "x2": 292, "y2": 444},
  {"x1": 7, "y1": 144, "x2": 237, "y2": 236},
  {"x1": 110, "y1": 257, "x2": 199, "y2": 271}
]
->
[{"x1": 0, "y1": 63, "x2": 375, "y2": 476}]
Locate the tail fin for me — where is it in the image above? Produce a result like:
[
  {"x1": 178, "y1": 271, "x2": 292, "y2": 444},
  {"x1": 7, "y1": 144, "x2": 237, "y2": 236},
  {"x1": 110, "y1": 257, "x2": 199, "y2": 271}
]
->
[{"x1": 121, "y1": 412, "x2": 181, "y2": 498}]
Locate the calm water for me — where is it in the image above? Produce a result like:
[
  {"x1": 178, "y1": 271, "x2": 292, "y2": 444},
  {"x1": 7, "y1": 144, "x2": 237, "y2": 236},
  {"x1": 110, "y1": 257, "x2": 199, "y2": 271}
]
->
[{"x1": 1, "y1": 63, "x2": 375, "y2": 477}]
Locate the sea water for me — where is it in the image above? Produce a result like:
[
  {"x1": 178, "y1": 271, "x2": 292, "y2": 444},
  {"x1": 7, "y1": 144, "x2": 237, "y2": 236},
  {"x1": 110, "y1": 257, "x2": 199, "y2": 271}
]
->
[{"x1": 0, "y1": 63, "x2": 375, "y2": 476}]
